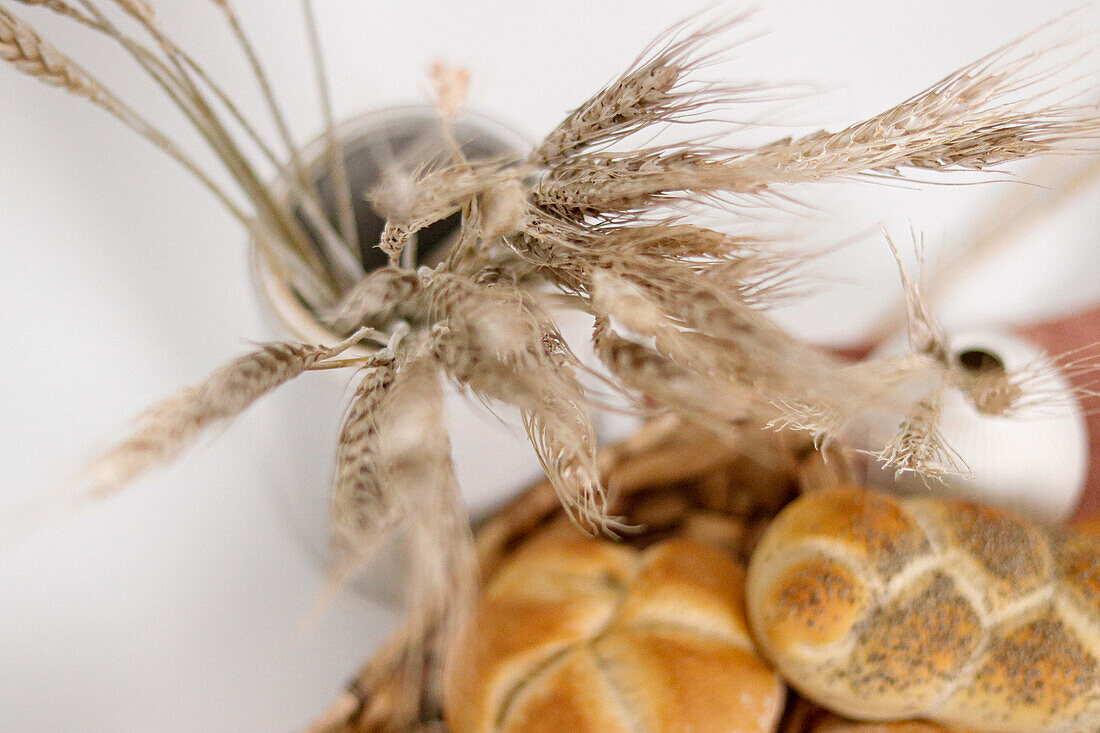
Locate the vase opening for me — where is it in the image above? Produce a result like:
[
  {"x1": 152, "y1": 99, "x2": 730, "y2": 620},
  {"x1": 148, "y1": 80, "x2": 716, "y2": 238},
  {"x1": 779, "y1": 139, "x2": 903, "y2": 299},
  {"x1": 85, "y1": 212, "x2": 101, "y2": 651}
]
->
[
  {"x1": 296, "y1": 107, "x2": 526, "y2": 277},
  {"x1": 254, "y1": 106, "x2": 529, "y2": 348},
  {"x1": 955, "y1": 347, "x2": 1006, "y2": 376}
]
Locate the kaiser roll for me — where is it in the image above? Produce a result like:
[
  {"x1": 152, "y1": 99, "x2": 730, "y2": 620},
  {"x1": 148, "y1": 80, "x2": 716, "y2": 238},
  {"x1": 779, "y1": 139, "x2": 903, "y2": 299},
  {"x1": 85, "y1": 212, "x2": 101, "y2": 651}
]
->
[{"x1": 444, "y1": 522, "x2": 785, "y2": 733}]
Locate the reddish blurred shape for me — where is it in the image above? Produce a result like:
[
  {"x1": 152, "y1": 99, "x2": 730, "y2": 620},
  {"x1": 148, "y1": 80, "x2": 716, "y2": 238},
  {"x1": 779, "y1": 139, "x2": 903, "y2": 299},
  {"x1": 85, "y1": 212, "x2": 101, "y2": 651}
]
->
[{"x1": 1018, "y1": 305, "x2": 1100, "y2": 521}]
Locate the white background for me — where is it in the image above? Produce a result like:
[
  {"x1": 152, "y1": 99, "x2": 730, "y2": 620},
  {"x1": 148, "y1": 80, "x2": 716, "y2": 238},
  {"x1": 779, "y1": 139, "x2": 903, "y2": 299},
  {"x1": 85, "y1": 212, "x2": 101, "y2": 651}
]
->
[{"x1": 1, "y1": 1, "x2": 1097, "y2": 730}]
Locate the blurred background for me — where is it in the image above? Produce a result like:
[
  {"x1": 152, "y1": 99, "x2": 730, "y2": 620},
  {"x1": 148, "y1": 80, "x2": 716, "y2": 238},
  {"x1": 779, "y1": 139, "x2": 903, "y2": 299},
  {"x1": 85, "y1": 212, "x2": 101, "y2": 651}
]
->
[{"x1": 1, "y1": 1, "x2": 1097, "y2": 730}]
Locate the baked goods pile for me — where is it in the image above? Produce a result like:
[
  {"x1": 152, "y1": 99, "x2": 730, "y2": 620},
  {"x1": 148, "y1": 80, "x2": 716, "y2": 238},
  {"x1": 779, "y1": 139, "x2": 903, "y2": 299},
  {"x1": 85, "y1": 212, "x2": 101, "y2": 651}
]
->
[{"x1": 444, "y1": 485, "x2": 1099, "y2": 733}]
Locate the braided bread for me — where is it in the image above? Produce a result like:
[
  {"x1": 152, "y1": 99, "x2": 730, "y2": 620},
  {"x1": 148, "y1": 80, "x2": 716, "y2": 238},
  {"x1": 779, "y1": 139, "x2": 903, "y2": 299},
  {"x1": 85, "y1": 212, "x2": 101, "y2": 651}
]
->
[
  {"x1": 745, "y1": 486, "x2": 1100, "y2": 733},
  {"x1": 444, "y1": 522, "x2": 786, "y2": 733},
  {"x1": 810, "y1": 714, "x2": 979, "y2": 733}
]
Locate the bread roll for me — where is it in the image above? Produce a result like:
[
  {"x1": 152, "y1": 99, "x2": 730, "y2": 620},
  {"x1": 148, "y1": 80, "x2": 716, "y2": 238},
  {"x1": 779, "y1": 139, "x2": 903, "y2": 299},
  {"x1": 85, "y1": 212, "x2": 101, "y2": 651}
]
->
[
  {"x1": 810, "y1": 712, "x2": 979, "y2": 733},
  {"x1": 444, "y1": 523, "x2": 785, "y2": 733},
  {"x1": 746, "y1": 486, "x2": 1100, "y2": 733}
]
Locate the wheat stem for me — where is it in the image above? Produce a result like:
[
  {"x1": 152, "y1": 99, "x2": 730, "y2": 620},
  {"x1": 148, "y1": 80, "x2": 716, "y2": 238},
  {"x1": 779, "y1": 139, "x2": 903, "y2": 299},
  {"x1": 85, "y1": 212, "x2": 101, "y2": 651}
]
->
[
  {"x1": 0, "y1": 5, "x2": 251, "y2": 225},
  {"x1": 212, "y1": 0, "x2": 366, "y2": 291},
  {"x1": 73, "y1": 0, "x2": 338, "y2": 301},
  {"x1": 178, "y1": 56, "x2": 282, "y2": 173},
  {"x1": 175, "y1": 41, "x2": 365, "y2": 292},
  {"x1": 84, "y1": 22, "x2": 327, "y2": 301},
  {"x1": 27, "y1": 0, "x2": 273, "y2": 237},
  {"x1": 213, "y1": 0, "x2": 308, "y2": 188},
  {"x1": 176, "y1": 43, "x2": 370, "y2": 288},
  {"x1": 105, "y1": 0, "x2": 352, "y2": 286},
  {"x1": 13, "y1": 0, "x2": 95, "y2": 26},
  {"x1": 301, "y1": 0, "x2": 360, "y2": 274}
]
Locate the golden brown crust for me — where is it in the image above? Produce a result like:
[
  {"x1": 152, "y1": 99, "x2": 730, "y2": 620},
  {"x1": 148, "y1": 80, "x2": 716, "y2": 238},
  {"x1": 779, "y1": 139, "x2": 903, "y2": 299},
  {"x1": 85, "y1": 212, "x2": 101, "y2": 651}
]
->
[
  {"x1": 613, "y1": 538, "x2": 753, "y2": 648},
  {"x1": 948, "y1": 606, "x2": 1099, "y2": 732},
  {"x1": 595, "y1": 626, "x2": 786, "y2": 733},
  {"x1": 484, "y1": 520, "x2": 638, "y2": 603},
  {"x1": 444, "y1": 591, "x2": 620, "y2": 733},
  {"x1": 1053, "y1": 530, "x2": 1100, "y2": 622},
  {"x1": 758, "y1": 557, "x2": 868, "y2": 649},
  {"x1": 746, "y1": 486, "x2": 1100, "y2": 733},
  {"x1": 764, "y1": 487, "x2": 929, "y2": 579},
  {"x1": 498, "y1": 648, "x2": 634, "y2": 733},
  {"x1": 810, "y1": 713, "x2": 976, "y2": 733},
  {"x1": 909, "y1": 499, "x2": 1052, "y2": 613},
  {"x1": 445, "y1": 522, "x2": 632, "y2": 733},
  {"x1": 840, "y1": 572, "x2": 981, "y2": 714},
  {"x1": 445, "y1": 531, "x2": 785, "y2": 733}
]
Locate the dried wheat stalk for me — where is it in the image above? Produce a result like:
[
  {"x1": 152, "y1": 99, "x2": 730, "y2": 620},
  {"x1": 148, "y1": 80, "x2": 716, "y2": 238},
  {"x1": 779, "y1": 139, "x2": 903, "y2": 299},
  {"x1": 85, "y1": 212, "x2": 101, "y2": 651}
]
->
[
  {"x1": 328, "y1": 358, "x2": 401, "y2": 578},
  {"x1": 302, "y1": 0, "x2": 360, "y2": 267},
  {"x1": 210, "y1": 0, "x2": 310, "y2": 186},
  {"x1": 113, "y1": 0, "x2": 154, "y2": 25},
  {"x1": 14, "y1": 0, "x2": 92, "y2": 25},
  {"x1": 44, "y1": 7, "x2": 1094, "y2": 522},
  {"x1": 532, "y1": 23, "x2": 1100, "y2": 220},
  {"x1": 4, "y1": 0, "x2": 360, "y2": 303},
  {"x1": 85, "y1": 337, "x2": 365, "y2": 498},
  {"x1": 6, "y1": 8, "x2": 1099, "y2": 682},
  {"x1": 532, "y1": 9, "x2": 763, "y2": 166}
]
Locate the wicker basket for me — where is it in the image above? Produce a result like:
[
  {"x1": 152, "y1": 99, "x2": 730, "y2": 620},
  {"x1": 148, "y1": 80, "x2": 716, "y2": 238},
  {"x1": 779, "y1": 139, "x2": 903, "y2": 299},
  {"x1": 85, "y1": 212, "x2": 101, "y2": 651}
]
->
[{"x1": 311, "y1": 416, "x2": 856, "y2": 733}]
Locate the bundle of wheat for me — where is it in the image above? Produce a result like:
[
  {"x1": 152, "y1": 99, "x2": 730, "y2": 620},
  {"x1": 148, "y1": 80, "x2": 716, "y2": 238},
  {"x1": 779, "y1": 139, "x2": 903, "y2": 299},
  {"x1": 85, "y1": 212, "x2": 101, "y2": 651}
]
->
[{"x1": 2, "y1": 4, "x2": 1098, "y2": 729}]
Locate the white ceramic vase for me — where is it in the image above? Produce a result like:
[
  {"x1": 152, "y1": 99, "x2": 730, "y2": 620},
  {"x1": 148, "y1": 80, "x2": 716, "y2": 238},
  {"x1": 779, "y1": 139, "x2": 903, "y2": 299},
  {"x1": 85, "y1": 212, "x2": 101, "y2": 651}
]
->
[{"x1": 866, "y1": 329, "x2": 1088, "y2": 524}]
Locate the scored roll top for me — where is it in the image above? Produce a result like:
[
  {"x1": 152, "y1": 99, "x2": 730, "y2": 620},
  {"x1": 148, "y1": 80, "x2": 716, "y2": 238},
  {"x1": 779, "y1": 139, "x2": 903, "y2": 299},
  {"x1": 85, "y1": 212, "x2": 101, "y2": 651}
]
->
[
  {"x1": 745, "y1": 486, "x2": 1100, "y2": 733},
  {"x1": 443, "y1": 521, "x2": 786, "y2": 733}
]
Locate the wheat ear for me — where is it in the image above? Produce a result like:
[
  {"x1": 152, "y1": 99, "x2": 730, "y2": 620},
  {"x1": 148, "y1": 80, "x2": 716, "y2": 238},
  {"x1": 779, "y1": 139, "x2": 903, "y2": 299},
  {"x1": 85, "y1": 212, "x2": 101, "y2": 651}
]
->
[
  {"x1": 325, "y1": 360, "x2": 401, "y2": 584},
  {"x1": 425, "y1": 273, "x2": 619, "y2": 533},
  {"x1": 327, "y1": 266, "x2": 421, "y2": 332},
  {"x1": 531, "y1": 8, "x2": 761, "y2": 165},
  {"x1": 376, "y1": 358, "x2": 476, "y2": 641},
  {"x1": 593, "y1": 315, "x2": 749, "y2": 422},
  {"x1": 321, "y1": 356, "x2": 474, "y2": 726},
  {"x1": 13, "y1": 0, "x2": 94, "y2": 25},
  {"x1": 84, "y1": 333, "x2": 368, "y2": 497},
  {"x1": 872, "y1": 388, "x2": 967, "y2": 481},
  {"x1": 536, "y1": 24, "x2": 1100, "y2": 219}
]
